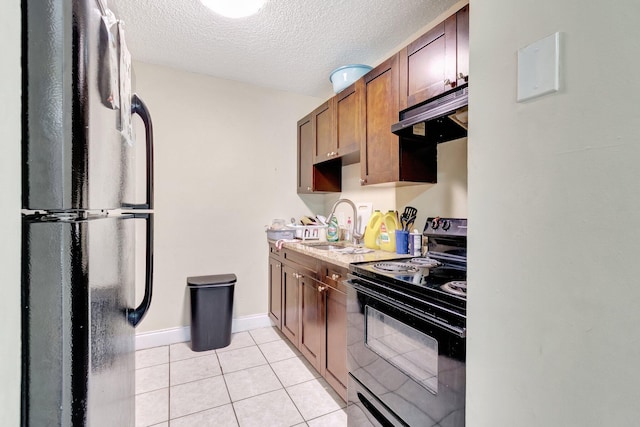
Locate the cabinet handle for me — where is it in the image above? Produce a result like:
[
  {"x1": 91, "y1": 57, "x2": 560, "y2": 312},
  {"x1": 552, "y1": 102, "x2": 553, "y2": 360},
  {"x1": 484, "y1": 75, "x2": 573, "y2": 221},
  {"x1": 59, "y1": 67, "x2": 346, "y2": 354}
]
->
[
  {"x1": 360, "y1": 178, "x2": 366, "y2": 185},
  {"x1": 326, "y1": 152, "x2": 331, "y2": 157},
  {"x1": 458, "y1": 72, "x2": 468, "y2": 82},
  {"x1": 331, "y1": 273, "x2": 341, "y2": 281},
  {"x1": 444, "y1": 78, "x2": 451, "y2": 86},
  {"x1": 306, "y1": 186, "x2": 311, "y2": 191},
  {"x1": 317, "y1": 285, "x2": 326, "y2": 292}
]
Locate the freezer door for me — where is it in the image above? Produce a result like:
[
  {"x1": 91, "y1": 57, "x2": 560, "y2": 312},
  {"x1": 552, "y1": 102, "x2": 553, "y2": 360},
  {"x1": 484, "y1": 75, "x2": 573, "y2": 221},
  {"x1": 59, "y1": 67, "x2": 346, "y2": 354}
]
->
[
  {"x1": 23, "y1": 0, "x2": 137, "y2": 210},
  {"x1": 22, "y1": 214, "x2": 140, "y2": 426}
]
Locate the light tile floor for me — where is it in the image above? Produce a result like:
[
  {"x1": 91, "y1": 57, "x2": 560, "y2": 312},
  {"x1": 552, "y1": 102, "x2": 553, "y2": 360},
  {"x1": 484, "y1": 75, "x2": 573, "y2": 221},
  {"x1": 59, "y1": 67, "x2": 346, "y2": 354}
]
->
[{"x1": 135, "y1": 327, "x2": 347, "y2": 427}]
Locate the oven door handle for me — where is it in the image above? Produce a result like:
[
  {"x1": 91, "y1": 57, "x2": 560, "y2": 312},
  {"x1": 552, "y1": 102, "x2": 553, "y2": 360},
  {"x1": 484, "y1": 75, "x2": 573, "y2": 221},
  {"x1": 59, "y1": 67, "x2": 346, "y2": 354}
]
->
[
  {"x1": 357, "y1": 393, "x2": 398, "y2": 427},
  {"x1": 348, "y1": 279, "x2": 466, "y2": 338},
  {"x1": 350, "y1": 374, "x2": 409, "y2": 427}
]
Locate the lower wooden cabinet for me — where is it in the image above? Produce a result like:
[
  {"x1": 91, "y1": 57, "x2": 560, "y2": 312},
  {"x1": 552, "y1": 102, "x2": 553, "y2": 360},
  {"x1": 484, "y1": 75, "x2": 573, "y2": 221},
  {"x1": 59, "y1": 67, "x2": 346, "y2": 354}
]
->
[
  {"x1": 321, "y1": 265, "x2": 348, "y2": 401},
  {"x1": 299, "y1": 275, "x2": 324, "y2": 371},
  {"x1": 268, "y1": 255, "x2": 283, "y2": 329},
  {"x1": 268, "y1": 246, "x2": 348, "y2": 401},
  {"x1": 281, "y1": 264, "x2": 301, "y2": 346}
]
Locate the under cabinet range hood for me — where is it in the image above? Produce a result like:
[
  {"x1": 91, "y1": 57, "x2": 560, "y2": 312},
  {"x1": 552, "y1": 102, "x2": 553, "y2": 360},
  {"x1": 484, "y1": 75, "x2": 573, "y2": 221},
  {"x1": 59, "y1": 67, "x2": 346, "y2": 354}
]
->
[{"x1": 392, "y1": 84, "x2": 468, "y2": 143}]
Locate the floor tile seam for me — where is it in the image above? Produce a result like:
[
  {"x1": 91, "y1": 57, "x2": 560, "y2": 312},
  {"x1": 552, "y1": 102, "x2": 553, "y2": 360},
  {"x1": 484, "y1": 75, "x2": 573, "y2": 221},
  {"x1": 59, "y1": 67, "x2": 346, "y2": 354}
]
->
[
  {"x1": 280, "y1": 375, "x2": 317, "y2": 423},
  {"x1": 215, "y1": 333, "x2": 259, "y2": 354},
  {"x1": 171, "y1": 352, "x2": 219, "y2": 364},
  {"x1": 303, "y1": 407, "x2": 347, "y2": 423},
  {"x1": 168, "y1": 398, "x2": 234, "y2": 422},
  {"x1": 229, "y1": 389, "x2": 306, "y2": 426},
  {"x1": 283, "y1": 376, "x2": 347, "y2": 420},
  {"x1": 135, "y1": 383, "x2": 169, "y2": 396},
  {"x1": 248, "y1": 329, "x2": 284, "y2": 345},
  {"x1": 223, "y1": 369, "x2": 286, "y2": 404},
  {"x1": 218, "y1": 359, "x2": 269, "y2": 375},
  {"x1": 223, "y1": 364, "x2": 293, "y2": 405},
  {"x1": 219, "y1": 360, "x2": 242, "y2": 426},
  {"x1": 136, "y1": 360, "x2": 170, "y2": 370},
  {"x1": 168, "y1": 370, "x2": 224, "y2": 388}
]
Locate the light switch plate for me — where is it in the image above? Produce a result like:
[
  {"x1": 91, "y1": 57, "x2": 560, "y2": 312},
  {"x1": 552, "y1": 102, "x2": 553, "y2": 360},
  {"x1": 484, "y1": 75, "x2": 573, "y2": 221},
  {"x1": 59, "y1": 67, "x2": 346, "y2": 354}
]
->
[{"x1": 517, "y1": 32, "x2": 560, "y2": 102}]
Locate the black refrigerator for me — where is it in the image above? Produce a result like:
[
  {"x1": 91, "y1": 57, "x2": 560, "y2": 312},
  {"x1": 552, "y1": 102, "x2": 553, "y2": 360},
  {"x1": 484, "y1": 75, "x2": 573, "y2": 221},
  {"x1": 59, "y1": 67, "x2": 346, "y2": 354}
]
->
[{"x1": 21, "y1": 0, "x2": 154, "y2": 425}]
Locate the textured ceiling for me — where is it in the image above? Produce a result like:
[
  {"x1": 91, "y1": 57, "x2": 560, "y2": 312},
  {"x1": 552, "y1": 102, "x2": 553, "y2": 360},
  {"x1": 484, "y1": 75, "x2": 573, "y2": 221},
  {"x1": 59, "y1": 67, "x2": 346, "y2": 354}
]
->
[{"x1": 110, "y1": 0, "x2": 460, "y2": 98}]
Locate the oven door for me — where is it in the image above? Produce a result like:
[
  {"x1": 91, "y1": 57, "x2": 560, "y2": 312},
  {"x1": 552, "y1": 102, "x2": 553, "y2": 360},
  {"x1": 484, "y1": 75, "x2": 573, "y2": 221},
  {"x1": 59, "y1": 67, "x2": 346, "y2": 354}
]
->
[{"x1": 347, "y1": 278, "x2": 466, "y2": 427}]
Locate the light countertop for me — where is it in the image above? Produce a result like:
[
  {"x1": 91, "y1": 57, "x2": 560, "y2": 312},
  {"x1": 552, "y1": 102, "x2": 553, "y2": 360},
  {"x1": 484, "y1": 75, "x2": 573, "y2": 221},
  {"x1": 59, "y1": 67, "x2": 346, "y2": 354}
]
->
[{"x1": 278, "y1": 240, "x2": 410, "y2": 269}]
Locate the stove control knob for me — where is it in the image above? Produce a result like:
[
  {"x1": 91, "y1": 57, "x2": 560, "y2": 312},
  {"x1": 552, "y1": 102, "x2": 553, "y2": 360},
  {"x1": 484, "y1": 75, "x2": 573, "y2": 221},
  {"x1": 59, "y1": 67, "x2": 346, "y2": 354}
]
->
[
  {"x1": 442, "y1": 220, "x2": 451, "y2": 231},
  {"x1": 431, "y1": 218, "x2": 440, "y2": 229}
]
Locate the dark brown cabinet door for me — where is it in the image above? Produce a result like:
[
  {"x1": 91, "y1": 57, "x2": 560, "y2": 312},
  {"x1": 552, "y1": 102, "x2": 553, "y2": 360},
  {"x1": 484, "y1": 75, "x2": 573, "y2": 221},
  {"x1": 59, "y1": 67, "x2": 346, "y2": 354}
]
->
[
  {"x1": 399, "y1": 16, "x2": 456, "y2": 110},
  {"x1": 268, "y1": 256, "x2": 282, "y2": 329},
  {"x1": 299, "y1": 276, "x2": 324, "y2": 371},
  {"x1": 322, "y1": 265, "x2": 348, "y2": 401},
  {"x1": 281, "y1": 264, "x2": 300, "y2": 347},
  {"x1": 456, "y1": 5, "x2": 469, "y2": 87},
  {"x1": 297, "y1": 109, "x2": 341, "y2": 194},
  {"x1": 334, "y1": 82, "x2": 363, "y2": 159},
  {"x1": 297, "y1": 113, "x2": 314, "y2": 194},
  {"x1": 399, "y1": 5, "x2": 469, "y2": 110},
  {"x1": 360, "y1": 54, "x2": 400, "y2": 185},
  {"x1": 313, "y1": 100, "x2": 336, "y2": 164}
]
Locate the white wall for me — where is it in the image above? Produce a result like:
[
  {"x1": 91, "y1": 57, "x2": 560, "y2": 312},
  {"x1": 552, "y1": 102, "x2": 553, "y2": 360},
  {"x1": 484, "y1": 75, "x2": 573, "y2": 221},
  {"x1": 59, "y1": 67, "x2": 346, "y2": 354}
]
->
[
  {"x1": 132, "y1": 62, "x2": 323, "y2": 333},
  {"x1": 468, "y1": 1, "x2": 640, "y2": 425},
  {"x1": 0, "y1": 1, "x2": 21, "y2": 424}
]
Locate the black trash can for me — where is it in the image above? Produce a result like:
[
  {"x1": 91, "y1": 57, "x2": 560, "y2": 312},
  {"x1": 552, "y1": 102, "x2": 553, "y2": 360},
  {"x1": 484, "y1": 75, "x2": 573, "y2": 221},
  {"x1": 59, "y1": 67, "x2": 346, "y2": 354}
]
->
[{"x1": 187, "y1": 274, "x2": 236, "y2": 351}]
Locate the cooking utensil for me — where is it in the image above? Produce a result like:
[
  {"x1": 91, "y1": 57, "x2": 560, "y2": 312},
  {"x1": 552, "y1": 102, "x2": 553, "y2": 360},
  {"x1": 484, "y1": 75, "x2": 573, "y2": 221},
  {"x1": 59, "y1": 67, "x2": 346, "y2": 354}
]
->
[
  {"x1": 400, "y1": 206, "x2": 417, "y2": 231},
  {"x1": 402, "y1": 206, "x2": 417, "y2": 219},
  {"x1": 405, "y1": 214, "x2": 416, "y2": 231},
  {"x1": 399, "y1": 213, "x2": 408, "y2": 231}
]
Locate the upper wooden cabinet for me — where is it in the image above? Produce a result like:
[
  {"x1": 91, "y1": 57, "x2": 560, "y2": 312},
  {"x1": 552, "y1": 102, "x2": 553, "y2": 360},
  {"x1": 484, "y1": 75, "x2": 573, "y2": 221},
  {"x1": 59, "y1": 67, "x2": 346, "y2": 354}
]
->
[
  {"x1": 297, "y1": 111, "x2": 341, "y2": 194},
  {"x1": 296, "y1": 5, "x2": 468, "y2": 190},
  {"x1": 312, "y1": 100, "x2": 335, "y2": 163},
  {"x1": 297, "y1": 113, "x2": 314, "y2": 194},
  {"x1": 399, "y1": 5, "x2": 469, "y2": 110},
  {"x1": 360, "y1": 54, "x2": 438, "y2": 186},
  {"x1": 333, "y1": 82, "x2": 363, "y2": 161},
  {"x1": 360, "y1": 54, "x2": 401, "y2": 185}
]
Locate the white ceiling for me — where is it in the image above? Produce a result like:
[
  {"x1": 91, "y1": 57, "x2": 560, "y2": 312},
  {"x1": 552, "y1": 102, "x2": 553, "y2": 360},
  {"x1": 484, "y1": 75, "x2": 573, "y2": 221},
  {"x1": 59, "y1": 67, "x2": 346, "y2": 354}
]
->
[{"x1": 110, "y1": 0, "x2": 460, "y2": 98}]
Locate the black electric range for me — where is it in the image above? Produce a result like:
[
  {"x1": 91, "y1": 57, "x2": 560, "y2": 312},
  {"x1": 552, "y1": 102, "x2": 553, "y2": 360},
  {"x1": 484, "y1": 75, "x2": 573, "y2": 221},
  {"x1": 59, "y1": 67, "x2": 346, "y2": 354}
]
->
[
  {"x1": 349, "y1": 217, "x2": 467, "y2": 322},
  {"x1": 346, "y1": 217, "x2": 468, "y2": 427}
]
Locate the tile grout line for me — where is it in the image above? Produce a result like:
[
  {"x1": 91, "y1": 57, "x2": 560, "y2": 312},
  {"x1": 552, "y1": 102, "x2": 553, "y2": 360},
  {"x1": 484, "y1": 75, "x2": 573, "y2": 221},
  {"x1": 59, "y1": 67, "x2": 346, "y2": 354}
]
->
[
  {"x1": 216, "y1": 349, "x2": 241, "y2": 427},
  {"x1": 253, "y1": 334, "x2": 308, "y2": 425}
]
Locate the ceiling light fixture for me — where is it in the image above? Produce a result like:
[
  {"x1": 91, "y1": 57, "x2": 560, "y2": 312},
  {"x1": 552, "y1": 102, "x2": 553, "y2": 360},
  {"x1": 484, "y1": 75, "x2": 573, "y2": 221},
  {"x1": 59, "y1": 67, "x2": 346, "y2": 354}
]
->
[{"x1": 200, "y1": 0, "x2": 267, "y2": 18}]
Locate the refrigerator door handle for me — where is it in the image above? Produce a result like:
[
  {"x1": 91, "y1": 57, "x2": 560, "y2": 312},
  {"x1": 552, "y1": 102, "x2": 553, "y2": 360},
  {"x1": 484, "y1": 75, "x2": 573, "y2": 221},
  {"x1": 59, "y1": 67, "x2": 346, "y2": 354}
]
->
[
  {"x1": 128, "y1": 213, "x2": 154, "y2": 327},
  {"x1": 125, "y1": 94, "x2": 154, "y2": 210}
]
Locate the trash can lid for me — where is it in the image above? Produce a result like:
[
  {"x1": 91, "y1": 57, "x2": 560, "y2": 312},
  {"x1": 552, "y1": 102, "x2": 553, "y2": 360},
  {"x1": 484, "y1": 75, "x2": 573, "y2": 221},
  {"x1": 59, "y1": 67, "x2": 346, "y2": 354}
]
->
[{"x1": 187, "y1": 273, "x2": 237, "y2": 288}]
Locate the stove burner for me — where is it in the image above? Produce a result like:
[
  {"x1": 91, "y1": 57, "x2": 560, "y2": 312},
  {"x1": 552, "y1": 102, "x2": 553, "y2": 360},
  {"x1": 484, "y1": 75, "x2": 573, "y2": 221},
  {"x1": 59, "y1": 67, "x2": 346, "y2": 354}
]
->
[
  {"x1": 409, "y1": 257, "x2": 441, "y2": 268},
  {"x1": 373, "y1": 262, "x2": 419, "y2": 273},
  {"x1": 441, "y1": 281, "x2": 467, "y2": 297}
]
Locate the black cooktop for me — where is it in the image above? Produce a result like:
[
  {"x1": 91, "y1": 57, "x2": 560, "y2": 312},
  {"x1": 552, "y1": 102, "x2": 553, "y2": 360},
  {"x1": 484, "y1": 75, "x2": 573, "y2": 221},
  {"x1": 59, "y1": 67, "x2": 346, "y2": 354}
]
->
[
  {"x1": 350, "y1": 257, "x2": 466, "y2": 305},
  {"x1": 349, "y1": 217, "x2": 468, "y2": 316}
]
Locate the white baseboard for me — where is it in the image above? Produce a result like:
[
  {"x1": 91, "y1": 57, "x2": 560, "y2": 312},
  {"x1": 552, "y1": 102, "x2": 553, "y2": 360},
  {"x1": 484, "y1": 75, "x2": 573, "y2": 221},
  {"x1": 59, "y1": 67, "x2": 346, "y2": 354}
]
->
[{"x1": 135, "y1": 313, "x2": 273, "y2": 350}]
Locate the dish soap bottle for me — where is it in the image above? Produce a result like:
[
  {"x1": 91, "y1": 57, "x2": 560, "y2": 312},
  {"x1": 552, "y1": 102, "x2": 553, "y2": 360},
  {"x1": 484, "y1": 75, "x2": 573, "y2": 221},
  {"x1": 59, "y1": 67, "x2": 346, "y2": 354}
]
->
[{"x1": 327, "y1": 216, "x2": 339, "y2": 242}]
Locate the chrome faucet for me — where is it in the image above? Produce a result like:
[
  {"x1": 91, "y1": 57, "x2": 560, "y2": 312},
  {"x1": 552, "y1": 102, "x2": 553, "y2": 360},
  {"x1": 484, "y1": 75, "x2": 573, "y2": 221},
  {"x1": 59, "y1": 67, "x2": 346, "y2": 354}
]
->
[{"x1": 326, "y1": 199, "x2": 363, "y2": 244}]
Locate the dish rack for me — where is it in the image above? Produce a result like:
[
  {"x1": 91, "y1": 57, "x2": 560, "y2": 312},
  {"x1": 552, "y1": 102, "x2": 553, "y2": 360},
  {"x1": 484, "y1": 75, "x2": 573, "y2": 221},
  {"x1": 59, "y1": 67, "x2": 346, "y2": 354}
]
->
[{"x1": 286, "y1": 224, "x2": 327, "y2": 241}]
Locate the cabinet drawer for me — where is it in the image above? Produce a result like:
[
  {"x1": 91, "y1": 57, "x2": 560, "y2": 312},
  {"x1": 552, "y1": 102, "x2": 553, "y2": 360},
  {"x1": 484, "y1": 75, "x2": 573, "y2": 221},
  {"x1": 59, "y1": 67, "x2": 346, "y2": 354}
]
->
[
  {"x1": 323, "y1": 264, "x2": 348, "y2": 294},
  {"x1": 283, "y1": 249, "x2": 319, "y2": 278}
]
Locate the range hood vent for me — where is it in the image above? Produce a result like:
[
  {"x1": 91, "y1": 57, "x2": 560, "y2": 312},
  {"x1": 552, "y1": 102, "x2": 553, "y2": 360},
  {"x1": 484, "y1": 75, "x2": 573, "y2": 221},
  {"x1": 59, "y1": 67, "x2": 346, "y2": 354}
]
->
[{"x1": 391, "y1": 84, "x2": 468, "y2": 143}]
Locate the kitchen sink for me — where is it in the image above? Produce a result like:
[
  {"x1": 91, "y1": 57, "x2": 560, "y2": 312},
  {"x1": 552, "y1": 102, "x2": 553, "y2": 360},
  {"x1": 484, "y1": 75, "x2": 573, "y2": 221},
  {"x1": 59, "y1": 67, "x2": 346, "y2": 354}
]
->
[{"x1": 302, "y1": 242, "x2": 351, "y2": 251}]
